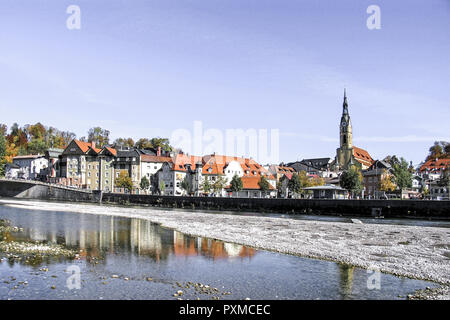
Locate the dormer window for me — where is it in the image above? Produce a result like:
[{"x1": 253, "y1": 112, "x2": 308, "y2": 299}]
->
[{"x1": 208, "y1": 167, "x2": 212, "y2": 173}]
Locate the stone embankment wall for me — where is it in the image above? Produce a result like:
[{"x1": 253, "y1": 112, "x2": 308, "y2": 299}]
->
[
  {"x1": 0, "y1": 179, "x2": 98, "y2": 202},
  {"x1": 101, "y1": 193, "x2": 450, "y2": 218},
  {"x1": 1, "y1": 179, "x2": 449, "y2": 218}
]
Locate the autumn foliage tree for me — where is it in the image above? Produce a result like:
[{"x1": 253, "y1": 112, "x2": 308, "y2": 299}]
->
[
  {"x1": 379, "y1": 170, "x2": 396, "y2": 192},
  {"x1": 425, "y1": 141, "x2": 449, "y2": 161},
  {"x1": 115, "y1": 171, "x2": 133, "y2": 192}
]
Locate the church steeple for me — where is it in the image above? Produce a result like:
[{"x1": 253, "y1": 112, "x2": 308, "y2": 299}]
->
[
  {"x1": 339, "y1": 89, "x2": 352, "y2": 148},
  {"x1": 343, "y1": 88, "x2": 349, "y2": 115},
  {"x1": 336, "y1": 89, "x2": 354, "y2": 171}
]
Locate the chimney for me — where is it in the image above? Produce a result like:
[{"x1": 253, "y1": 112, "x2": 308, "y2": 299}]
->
[
  {"x1": 157, "y1": 146, "x2": 161, "y2": 157},
  {"x1": 91, "y1": 141, "x2": 96, "y2": 149}
]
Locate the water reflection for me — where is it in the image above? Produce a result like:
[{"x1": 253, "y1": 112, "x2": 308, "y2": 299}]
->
[
  {"x1": 2, "y1": 210, "x2": 257, "y2": 266},
  {"x1": 339, "y1": 265, "x2": 355, "y2": 299}
]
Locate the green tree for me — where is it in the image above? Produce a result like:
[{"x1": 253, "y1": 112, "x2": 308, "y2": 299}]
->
[
  {"x1": 140, "y1": 176, "x2": 150, "y2": 193},
  {"x1": 212, "y1": 176, "x2": 227, "y2": 196},
  {"x1": 200, "y1": 178, "x2": 211, "y2": 194},
  {"x1": 392, "y1": 158, "x2": 412, "y2": 192},
  {"x1": 288, "y1": 173, "x2": 302, "y2": 196},
  {"x1": 115, "y1": 171, "x2": 133, "y2": 192},
  {"x1": 230, "y1": 174, "x2": 243, "y2": 194},
  {"x1": 159, "y1": 180, "x2": 166, "y2": 194},
  {"x1": 87, "y1": 127, "x2": 110, "y2": 148},
  {"x1": 114, "y1": 137, "x2": 135, "y2": 148},
  {"x1": 258, "y1": 175, "x2": 271, "y2": 192},
  {"x1": 340, "y1": 165, "x2": 363, "y2": 198},
  {"x1": 180, "y1": 175, "x2": 191, "y2": 195}
]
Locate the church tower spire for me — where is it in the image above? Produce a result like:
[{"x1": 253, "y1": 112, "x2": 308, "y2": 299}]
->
[
  {"x1": 335, "y1": 89, "x2": 354, "y2": 170},
  {"x1": 343, "y1": 88, "x2": 348, "y2": 115},
  {"x1": 339, "y1": 89, "x2": 352, "y2": 148}
]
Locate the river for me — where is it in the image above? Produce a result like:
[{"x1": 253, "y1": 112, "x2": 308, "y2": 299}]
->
[{"x1": 0, "y1": 203, "x2": 439, "y2": 300}]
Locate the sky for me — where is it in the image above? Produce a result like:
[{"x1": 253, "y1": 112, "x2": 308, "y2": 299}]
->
[{"x1": 0, "y1": 0, "x2": 449, "y2": 166}]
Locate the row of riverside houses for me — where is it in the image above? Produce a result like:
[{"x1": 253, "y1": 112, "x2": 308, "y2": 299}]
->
[
  {"x1": 4, "y1": 91, "x2": 447, "y2": 199},
  {"x1": 5, "y1": 138, "x2": 278, "y2": 198}
]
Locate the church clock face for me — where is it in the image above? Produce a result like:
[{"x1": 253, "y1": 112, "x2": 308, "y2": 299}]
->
[{"x1": 342, "y1": 121, "x2": 347, "y2": 127}]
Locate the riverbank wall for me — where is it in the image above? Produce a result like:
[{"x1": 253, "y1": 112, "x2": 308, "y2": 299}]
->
[
  {"x1": 1, "y1": 179, "x2": 449, "y2": 218},
  {"x1": 0, "y1": 179, "x2": 97, "y2": 202}
]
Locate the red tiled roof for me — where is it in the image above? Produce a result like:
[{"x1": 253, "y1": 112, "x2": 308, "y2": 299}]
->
[
  {"x1": 353, "y1": 146, "x2": 374, "y2": 166},
  {"x1": 419, "y1": 158, "x2": 450, "y2": 172},
  {"x1": 141, "y1": 155, "x2": 172, "y2": 163}
]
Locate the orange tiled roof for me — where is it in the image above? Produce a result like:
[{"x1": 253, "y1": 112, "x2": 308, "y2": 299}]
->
[
  {"x1": 104, "y1": 146, "x2": 117, "y2": 156},
  {"x1": 167, "y1": 153, "x2": 275, "y2": 180},
  {"x1": 202, "y1": 154, "x2": 275, "y2": 179},
  {"x1": 73, "y1": 139, "x2": 101, "y2": 154},
  {"x1": 419, "y1": 158, "x2": 450, "y2": 172},
  {"x1": 239, "y1": 176, "x2": 275, "y2": 190},
  {"x1": 353, "y1": 146, "x2": 374, "y2": 166}
]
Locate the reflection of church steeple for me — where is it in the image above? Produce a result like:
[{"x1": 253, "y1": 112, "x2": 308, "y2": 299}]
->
[{"x1": 339, "y1": 264, "x2": 355, "y2": 299}]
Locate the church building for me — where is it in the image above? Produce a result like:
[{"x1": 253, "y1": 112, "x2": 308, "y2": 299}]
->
[{"x1": 334, "y1": 90, "x2": 374, "y2": 171}]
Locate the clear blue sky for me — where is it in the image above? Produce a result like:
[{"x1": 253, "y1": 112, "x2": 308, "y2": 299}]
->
[{"x1": 0, "y1": 0, "x2": 449, "y2": 166}]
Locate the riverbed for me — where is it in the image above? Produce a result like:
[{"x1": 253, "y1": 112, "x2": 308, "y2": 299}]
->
[{"x1": 0, "y1": 198, "x2": 448, "y2": 300}]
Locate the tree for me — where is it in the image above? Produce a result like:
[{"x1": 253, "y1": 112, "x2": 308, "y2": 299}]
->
[
  {"x1": 87, "y1": 127, "x2": 110, "y2": 148},
  {"x1": 379, "y1": 170, "x2": 396, "y2": 192},
  {"x1": 134, "y1": 137, "x2": 173, "y2": 151},
  {"x1": 212, "y1": 176, "x2": 227, "y2": 196},
  {"x1": 383, "y1": 155, "x2": 400, "y2": 167},
  {"x1": 258, "y1": 176, "x2": 271, "y2": 192},
  {"x1": 115, "y1": 171, "x2": 133, "y2": 192},
  {"x1": 114, "y1": 137, "x2": 135, "y2": 148},
  {"x1": 288, "y1": 173, "x2": 302, "y2": 197},
  {"x1": 0, "y1": 133, "x2": 6, "y2": 176},
  {"x1": 438, "y1": 165, "x2": 450, "y2": 199},
  {"x1": 230, "y1": 174, "x2": 243, "y2": 194},
  {"x1": 140, "y1": 176, "x2": 150, "y2": 193},
  {"x1": 425, "y1": 141, "x2": 449, "y2": 161},
  {"x1": 180, "y1": 175, "x2": 191, "y2": 195},
  {"x1": 392, "y1": 157, "x2": 412, "y2": 192},
  {"x1": 200, "y1": 178, "x2": 211, "y2": 194},
  {"x1": 340, "y1": 165, "x2": 363, "y2": 198},
  {"x1": 310, "y1": 176, "x2": 325, "y2": 187},
  {"x1": 135, "y1": 138, "x2": 153, "y2": 149},
  {"x1": 159, "y1": 180, "x2": 166, "y2": 194}
]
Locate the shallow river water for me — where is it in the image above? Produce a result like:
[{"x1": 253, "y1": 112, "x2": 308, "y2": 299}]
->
[{"x1": 0, "y1": 204, "x2": 439, "y2": 300}]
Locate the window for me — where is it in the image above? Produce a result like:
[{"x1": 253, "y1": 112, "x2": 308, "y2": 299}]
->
[
  {"x1": 88, "y1": 172, "x2": 91, "y2": 177},
  {"x1": 88, "y1": 164, "x2": 91, "y2": 170}
]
